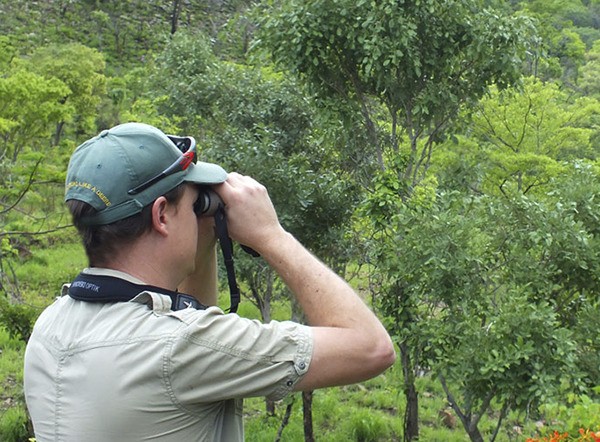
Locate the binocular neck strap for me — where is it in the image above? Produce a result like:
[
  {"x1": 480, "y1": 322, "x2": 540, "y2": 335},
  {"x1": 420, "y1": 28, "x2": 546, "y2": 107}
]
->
[
  {"x1": 68, "y1": 273, "x2": 207, "y2": 311},
  {"x1": 213, "y1": 206, "x2": 241, "y2": 313}
]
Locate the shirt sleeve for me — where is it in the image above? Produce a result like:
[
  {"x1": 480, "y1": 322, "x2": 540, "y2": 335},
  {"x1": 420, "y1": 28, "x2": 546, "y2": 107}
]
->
[{"x1": 164, "y1": 307, "x2": 313, "y2": 405}]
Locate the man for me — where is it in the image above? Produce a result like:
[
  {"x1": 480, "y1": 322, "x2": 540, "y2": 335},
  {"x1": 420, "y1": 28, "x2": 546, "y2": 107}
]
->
[{"x1": 24, "y1": 122, "x2": 395, "y2": 441}]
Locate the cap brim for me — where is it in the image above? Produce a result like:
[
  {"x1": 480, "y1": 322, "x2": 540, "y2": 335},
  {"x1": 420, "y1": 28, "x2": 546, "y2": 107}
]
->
[{"x1": 184, "y1": 161, "x2": 228, "y2": 185}]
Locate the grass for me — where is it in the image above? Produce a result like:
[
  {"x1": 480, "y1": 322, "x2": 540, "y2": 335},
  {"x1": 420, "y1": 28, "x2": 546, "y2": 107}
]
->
[
  {"x1": 0, "y1": 328, "x2": 25, "y2": 407},
  {"x1": 243, "y1": 363, "x2": 450, "y2": 442},
  {"x1": 0, "y1": 328, "x2": 29, "y2": 442},
  {"x1": 13, "y1": 236, "x2": 86, "y2": 306}
]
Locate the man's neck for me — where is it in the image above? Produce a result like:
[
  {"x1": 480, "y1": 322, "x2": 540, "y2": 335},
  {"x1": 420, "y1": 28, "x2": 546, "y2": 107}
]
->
[
  {"x1": 99, "y1": 239, "x2": 183, "y2": 292},
  {"x1": 83, "y1": 267, "x2": 147, "y2": 284}
]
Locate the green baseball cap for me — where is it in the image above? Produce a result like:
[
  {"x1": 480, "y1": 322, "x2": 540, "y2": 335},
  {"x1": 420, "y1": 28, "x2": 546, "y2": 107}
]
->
[{"x1": 65, "y1": 122, "x2": 228, "y2": 225}]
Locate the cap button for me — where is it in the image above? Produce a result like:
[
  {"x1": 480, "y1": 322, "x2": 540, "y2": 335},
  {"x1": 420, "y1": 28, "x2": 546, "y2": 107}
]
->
[{"x1": 100, "y1": 129, "x2": 109, "y2": 138}]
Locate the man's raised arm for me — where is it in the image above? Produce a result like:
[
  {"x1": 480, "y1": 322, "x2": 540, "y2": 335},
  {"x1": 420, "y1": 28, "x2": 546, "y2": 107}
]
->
[{"x1": 216, "y1": 173, "x2": 396, "y2": 390}]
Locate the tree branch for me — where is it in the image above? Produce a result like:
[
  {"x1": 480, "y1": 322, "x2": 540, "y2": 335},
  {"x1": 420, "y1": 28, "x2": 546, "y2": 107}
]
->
[
  {"x1": 0, "y1": 158, "x2": 42, "y2": 215},
  {"x1": 275, "y1": 395, "x2": 295, "y2": 442},
  {"x1": 438, "y1": 373, "x2": 469, "y2": 427},
  {"x1": 490, "y1": 400, "x2": 510, "y2": 442},
  {"x1": 0, "y1": 224, "x2": 74, "y2": 238}
]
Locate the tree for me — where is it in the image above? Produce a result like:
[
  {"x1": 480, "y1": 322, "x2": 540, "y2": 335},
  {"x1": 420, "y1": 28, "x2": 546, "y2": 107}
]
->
[
  {"x1": 434, "y1": 76, "x2": 600, "y2": 196},
  {"x1": 579, "y1": 40, "x2": 600, "y2": 98},
  {"x1": 520, "y1": 1, "x2": 588, "y2": 82},
  {"x1": 148, "y1": 32, "x2": 357, "y2": 258},
  {"x1": 21, "y1": 43, "x2": 106, "y2": 143},
  {"x1": 0, "y1": 46, "x2": 79, "y2": 344},
  {"x1": 258, "y1": 0, "x2": 533, "y2": 189},
  {"x1": 0, "y1": 43, "x2": 106, "y2": 243},
  {"x1": 368, "y1": 182, "x2": 598, "y2": 441},
  {"x1": 0, "y1": 70, "x2": 70, "y2": 163},
  {"x1": 525, "y1": 0, "x2": 592, "y2": 29},
  {"x1": 258, "y1": 1, "x2": 533, "y2": 439}
]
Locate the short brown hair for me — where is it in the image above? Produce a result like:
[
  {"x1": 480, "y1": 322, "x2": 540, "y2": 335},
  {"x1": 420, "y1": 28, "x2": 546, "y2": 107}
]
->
[{"x1": 67, "y1": 184, "x2": 186, "y2": 267}]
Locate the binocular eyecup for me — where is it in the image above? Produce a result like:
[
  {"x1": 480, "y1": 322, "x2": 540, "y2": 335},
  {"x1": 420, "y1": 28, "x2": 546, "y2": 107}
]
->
[{"x1": 193, "y1": 189, "x2": 223, "y2": 217}]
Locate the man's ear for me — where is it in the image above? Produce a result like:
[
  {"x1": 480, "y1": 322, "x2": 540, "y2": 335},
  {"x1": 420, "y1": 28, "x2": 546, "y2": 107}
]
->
[{"x1": 151, "y1": 196, "x2": 170, "y2": 237}]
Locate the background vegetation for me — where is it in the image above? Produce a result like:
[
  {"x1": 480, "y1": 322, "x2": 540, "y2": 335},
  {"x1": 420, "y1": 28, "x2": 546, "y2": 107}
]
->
[{"x1": 0, "y1": 0, "x2": 599, "y2": 441}]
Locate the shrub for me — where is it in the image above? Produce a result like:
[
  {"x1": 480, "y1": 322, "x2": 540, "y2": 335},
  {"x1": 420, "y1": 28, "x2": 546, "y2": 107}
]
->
[
  {"x1": 541, "y1": 391, "x2": 600, "y2": 435},
  {"x1": 0, "y1": 297, "x2": 37, "y2": 343}
]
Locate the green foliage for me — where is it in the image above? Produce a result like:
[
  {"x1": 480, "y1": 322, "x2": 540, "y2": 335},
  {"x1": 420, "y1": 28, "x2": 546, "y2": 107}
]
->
[
  {"x1": 149, "y1": 30, "x2": 358, "y2": 258},
  {"x1": 260, "y1": 0, "x2": 533, "y2": 104},
  {"x1": 1, "y1": 1, "x2": 600, "y2": 441},
  {"x1": 0, "y1": 298, "x2": 37, "y2": 343},
  {"x1": 526, "y1": 0, "x2": 592, "y2": 29},
  {"x1": 0, "y1": 68, "x2": 70, "y2": 161},
  {"x1": 436, "y1": 77, "x2": 600, "y2": 196},
  {"x1": 570, "y1": 300, "x2": 600, "y2": 388},
  {"x1": 365, "y1": 163, "x2": 600, "y2": 438},
  {"x1": 0, "y1": 43, "x2": 101, "y2": 299},
  {"x1": 0, "y1": 36, "x2": 17, "y2": 68},
  {"x1": 0, "y1": 406, "x2": 29, "y2": 442},
  {"x1": 0, "y1": 0, "x2": 165, "y2": 70},
  {"x1": 0, "y1": 327, "x2": 28, "y2": 441},
  {"x1": 521, "y1": 0, "x2": 591, "y2": 80},
  {"x1": 21, "y1": 43, "x2": 107, "y2": 138},
  {"x1": 258, "y1": 0, "x2": 535, "y2": 188},
  {"x1": 439, "y1": 294, "x2": 578, "y2": 405},
  {"x1": 579, "y1": 40, "x2": 600, "y2": 98},
  {"x1": 541, "y1": 390, "x2": 600, "y2": 435}
]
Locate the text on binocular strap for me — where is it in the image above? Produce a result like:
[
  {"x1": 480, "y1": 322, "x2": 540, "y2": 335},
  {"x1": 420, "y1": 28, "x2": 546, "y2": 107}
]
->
[{"x1": 71, "y1": 281, "x2": 101, "y2": 292}]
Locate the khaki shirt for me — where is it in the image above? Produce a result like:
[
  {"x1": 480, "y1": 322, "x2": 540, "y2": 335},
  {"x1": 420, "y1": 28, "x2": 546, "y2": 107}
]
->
[{"x1": 24, "y1": 268, "x2": 313, "y2": 441}]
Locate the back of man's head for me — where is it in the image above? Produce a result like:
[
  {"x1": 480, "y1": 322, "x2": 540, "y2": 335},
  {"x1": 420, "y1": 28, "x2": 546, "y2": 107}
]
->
[{"x1": 65, "y1": 122, "x2": 228, "y2": 265}]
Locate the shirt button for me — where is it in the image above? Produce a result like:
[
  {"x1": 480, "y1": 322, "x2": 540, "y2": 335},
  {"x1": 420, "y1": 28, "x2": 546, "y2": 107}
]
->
[
  {"x1": 298, "y1": 362, "x2": 306, "y2": 370},
  {"x1": 286, "y1": 380, "x2": 293, "y2": 387}
]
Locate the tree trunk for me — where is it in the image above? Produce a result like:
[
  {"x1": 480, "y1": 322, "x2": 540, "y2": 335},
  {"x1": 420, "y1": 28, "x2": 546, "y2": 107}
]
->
[
  {"x1": 400, "y1": 341, "x2": 419, "y2": 442},
  {"x1": 249, "y1": 270, "x2": 274, "y2": 414},
  {"x1": 466, "y1": 425, "x2": 485, "y2": 442},
  {"x1": 170, "y1": 0, "x2": 182, "y2": 35},
  {"x1": 302, "y1": 390, "x2": 314, "y2": 442},
  {"x1": 53, "y1": 121, "x2": 65, "y2": 146},
  {"x1": 265, "y1": 398, "x2": 275, "y2": 416},
  {"x1": 275, "y1": 397, "x2": 295, "y2": 442}
]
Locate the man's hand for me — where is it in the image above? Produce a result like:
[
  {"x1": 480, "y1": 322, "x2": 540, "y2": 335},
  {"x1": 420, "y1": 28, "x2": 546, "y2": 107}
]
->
[{"x1": 215, "y1": 173, "x2": 286, "y2": 255}]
